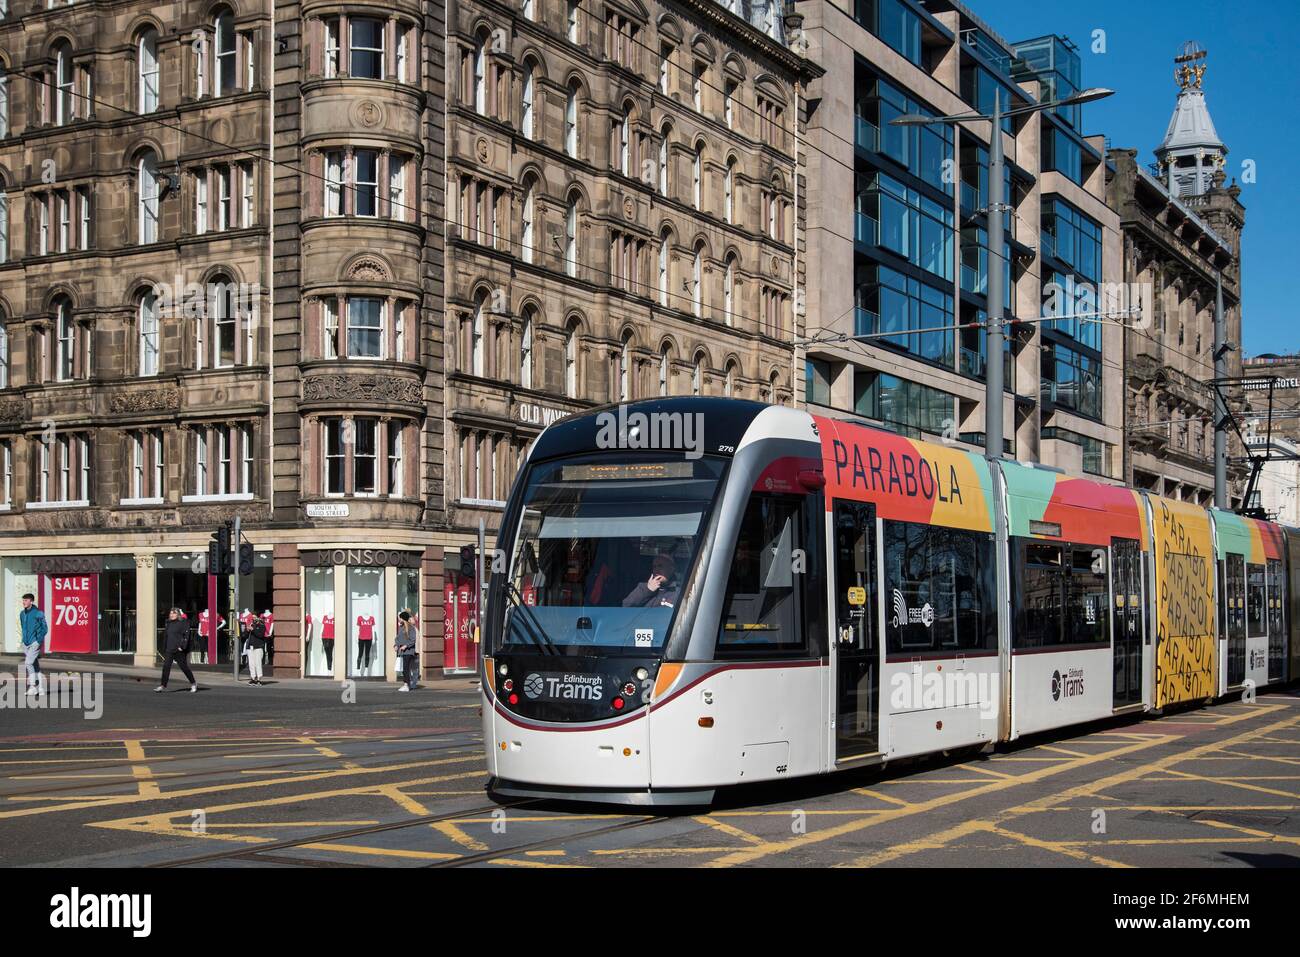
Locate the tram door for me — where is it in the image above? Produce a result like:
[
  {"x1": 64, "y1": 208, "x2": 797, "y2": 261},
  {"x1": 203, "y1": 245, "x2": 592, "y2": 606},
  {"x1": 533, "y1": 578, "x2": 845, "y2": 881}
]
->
[
  {"x1": 1111, "y1": 538, "x2": 1144, "y2": 707},
  {"x1": 1223, "y1": 554, "x2": 1247, "y2": 687},
  {"x1": 833, "y1": 500, "x2": 878, "y2": 761}
]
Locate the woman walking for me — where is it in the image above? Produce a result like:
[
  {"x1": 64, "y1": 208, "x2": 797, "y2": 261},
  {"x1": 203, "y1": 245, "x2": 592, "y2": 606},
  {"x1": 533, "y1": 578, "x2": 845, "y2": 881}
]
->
[
  {"x1": 246, "y1": 615, "x2": 268, "y2": 685},
  {"x1": 154, "y1": 608, "x2": 198, "y2": 693},
  {"x1": 395, "y1": 610, "x2": 419, "y2": 692}
]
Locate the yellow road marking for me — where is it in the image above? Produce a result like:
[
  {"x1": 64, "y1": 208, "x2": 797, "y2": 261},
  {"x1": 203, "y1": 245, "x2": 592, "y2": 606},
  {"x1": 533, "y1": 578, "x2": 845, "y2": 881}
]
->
[
  {"x1": 124, "y1": 741, "x2": 161, "y2": 799},
  {"x1": 1182, "y1": 816, "x2": 1300, "y2": 847},
  {"x1": 298, "y1": 843, "x2": 459, "y2": 861},
  {"x1": 694, "y1": 816, "x2": 765, "y2": 845},
  {"x1": 836, "y1": 709, "x2": 1295, "y2": 869},
  {"x1": 1160, "y1": 768, "x2": 1299, "y2": 800},
  {"x1": 702, "y1": 736, "x2": 1169, "y2": 868},
  {"x1": 430, "y1": 820, "x2": 489, "y2": 852},
  {"x1": 988, "y1": 823, "x2": 1133, "y2": 867},
  {"x1": 1035, "y1": 745, "x2": 1091, "y2": 758},
  {"x1": 959, "y1": 764, "x2": 1013, "y2": 779},
  {"x1": 851, "y1": 787, "x2": 911, "y2": 807}
]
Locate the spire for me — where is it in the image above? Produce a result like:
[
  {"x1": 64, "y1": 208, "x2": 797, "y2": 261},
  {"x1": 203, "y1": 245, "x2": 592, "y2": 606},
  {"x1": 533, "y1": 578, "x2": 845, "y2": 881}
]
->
[{"x1": 1153, "y1": 42, "x2": 1227, "y2": 198}]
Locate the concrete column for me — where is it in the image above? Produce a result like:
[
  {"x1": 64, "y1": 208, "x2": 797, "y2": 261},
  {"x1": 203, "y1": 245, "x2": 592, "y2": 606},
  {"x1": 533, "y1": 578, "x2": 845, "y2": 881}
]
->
[{"x1": 133, "y1": 553, "x2": 157, "y2": 668}]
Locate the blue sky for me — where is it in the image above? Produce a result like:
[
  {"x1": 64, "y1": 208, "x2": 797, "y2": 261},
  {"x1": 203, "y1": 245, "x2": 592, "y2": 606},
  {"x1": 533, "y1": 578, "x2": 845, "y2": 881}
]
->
[{"x1": 977, "y1": 0, "x2": 1299, "y2": 357}]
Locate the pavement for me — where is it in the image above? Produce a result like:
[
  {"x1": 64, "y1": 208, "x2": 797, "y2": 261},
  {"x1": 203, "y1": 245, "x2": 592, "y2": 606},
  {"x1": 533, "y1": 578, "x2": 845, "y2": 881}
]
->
[{"x1": 0, "y1": 659, "x2": 1297, "y2": 868}]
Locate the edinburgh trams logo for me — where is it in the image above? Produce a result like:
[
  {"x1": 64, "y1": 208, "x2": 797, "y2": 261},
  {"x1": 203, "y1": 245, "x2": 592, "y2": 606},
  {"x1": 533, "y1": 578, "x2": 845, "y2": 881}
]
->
[
  {"x1": 891, "y1": 589, "x2": 934, "y2": 629},
  {"x1": 523, "y1": 673, "x2": 604, "y2": 701},
  {"x1": 1051, "y1": 668, "x2": 1085, "y2": 701}
]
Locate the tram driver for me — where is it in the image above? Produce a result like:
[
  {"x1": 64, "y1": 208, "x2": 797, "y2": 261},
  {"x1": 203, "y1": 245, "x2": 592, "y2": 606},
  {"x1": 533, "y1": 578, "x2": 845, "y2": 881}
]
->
[{"x1": 622, "y1": 554, "x2": 680, "y2": 609}]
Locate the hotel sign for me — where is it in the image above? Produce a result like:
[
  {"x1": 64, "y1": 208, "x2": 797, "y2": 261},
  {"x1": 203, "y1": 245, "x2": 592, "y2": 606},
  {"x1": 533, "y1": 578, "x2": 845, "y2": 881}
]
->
[{"x1": 1244, "y1": 377, "x2": 1298, "y2": 391}]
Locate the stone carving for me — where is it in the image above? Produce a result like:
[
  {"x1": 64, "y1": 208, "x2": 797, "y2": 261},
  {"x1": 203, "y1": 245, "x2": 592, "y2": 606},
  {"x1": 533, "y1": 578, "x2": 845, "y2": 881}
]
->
[
  {"x1": 302, "y1": 373, "x2": 423, "y2": 406},
  {"x1": 352, "y1": 100, "x2": 384, "y2": 129},
  {"x1": 475, "y1": 137, "x2": 491, "y2": 163},
  {"x1": 109, "y1": 388, "x2": 182, "y2": 414},
  {"x1": 623, "y1": 196, "x2": 636, "y2": 220},
  {"x1": 347, "y1": 256, "x2": 391, "y2": 281},
  {"x1": 0, "y1": 398, "x2": 27, "y2": 422},
  {"x1": 180, "y1": 504, "x2": 267, "y2": 526}
]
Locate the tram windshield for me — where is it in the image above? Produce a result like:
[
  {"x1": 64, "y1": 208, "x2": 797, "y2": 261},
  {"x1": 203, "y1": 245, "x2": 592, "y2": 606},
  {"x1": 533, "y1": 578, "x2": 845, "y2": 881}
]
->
[{"x1": 492, "y1": 453, "x2": 727, "y2": 655}]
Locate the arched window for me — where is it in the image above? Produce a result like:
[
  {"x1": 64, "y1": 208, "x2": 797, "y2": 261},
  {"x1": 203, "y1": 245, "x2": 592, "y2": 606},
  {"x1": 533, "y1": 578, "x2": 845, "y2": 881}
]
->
[
  {"x1": 54, "y1": 42, "x2": 74, "y2": 125},
  {"x1": 54, "y1": 298, "x2": 75, "y2": 381},
  {"x1": 138, "y1": 289, "x2": 159, "y2": 376},
  {"x1": 521, "y1": 177, "x2": 536, "y2": 264},
  {"x1": 724, "y1": 361, "x2": 736, "y2": 397},
  {"x1": 215, "y1": 9, "x2": 236, "y2": 95},
  {"x1": 658, "y1": 124, "x2": 670, "y2": 196},
  {"x1": 724, "y1": 158, "x2": 735, "y2": 223},
  {"x1": 619, "y1": 331, "x2": 632, "y2": 401},
  {"x1": 565, "y1": 321, "x2": 579, "y2": 397},
  {"x1": 723, "y1": 254, "x2": 736, "y2": 326},
  {"x1": 618, "y1": 104, "x2": 632, "y2": 176},
  {"x1": 0, "y1": 177, "x2": 8, "y2": 264},
  {"x1": 471, "y1": 294, "x2": 487, "y2": 376},
  {"x1": 473, "y1": 34, "x2": 487, "y2": 114},
  {"x1": 692, "y1": 142, "x2": 703, "y2": 209},
  {"x1": 137, "y1": 150, "x2": 159, "y2": 244},
  {"x1": 564, "y1": 192, "x2": 578, "y2": 278},
  {"x1": 658, "y1": 343, "x2": 670, "y2": 396},
  {"x1": 138, "y1": 29, "x2": 160, "y2": 113},
  {"x1": 692, "y1": 351, "x2": 704, "y2": 396},
  {"x1": 565, "y1": 81, "x2": 580, "y2": 157},
  {"x1": 519, "y1": 308, "x2": 534, "y2": 389},
  {"x1": 691, "y1": 242, "x2": 704, "y2": 317},
  {"x1": 211, "y1": 276, "x2": 237, "y2": 367},
  {"x1": 657, "y1": 230, "x2": 670, "y2": 306},
  {"x1": 521, "y1": 61, "x2": 536, "y2": 139},
  {"x1": 0, "y1": 65, "x2": 9, "y2": 138}
]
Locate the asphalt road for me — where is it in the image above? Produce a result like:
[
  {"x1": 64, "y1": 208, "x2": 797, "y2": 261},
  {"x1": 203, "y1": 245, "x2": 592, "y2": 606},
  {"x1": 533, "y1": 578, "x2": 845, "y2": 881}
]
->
[{"x1": 1, "y1": 664, "x2": 1298, "y2": 868}]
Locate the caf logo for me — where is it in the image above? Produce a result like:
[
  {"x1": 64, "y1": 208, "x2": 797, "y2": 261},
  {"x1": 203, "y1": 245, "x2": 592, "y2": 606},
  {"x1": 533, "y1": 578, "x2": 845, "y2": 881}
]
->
[
  {"x1": 523, "y1": 673, "x2": 545, "y2": 699},
  {"x1": 1051, "y1": 670, "x2": 1062, "y2": 701}
]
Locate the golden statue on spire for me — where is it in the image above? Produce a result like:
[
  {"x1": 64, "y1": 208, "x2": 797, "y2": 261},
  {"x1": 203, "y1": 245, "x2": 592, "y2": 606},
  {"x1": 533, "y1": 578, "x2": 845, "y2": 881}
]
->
[{"x1": 1174, "y1": 41, "x2": 1207, "y2": 91}]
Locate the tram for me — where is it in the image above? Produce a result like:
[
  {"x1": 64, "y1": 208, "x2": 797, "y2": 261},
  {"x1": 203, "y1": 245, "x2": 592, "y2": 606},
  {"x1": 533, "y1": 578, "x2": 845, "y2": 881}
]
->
[{"x1": 479, "y1": 397, "x2": 1298, "y2": 805}]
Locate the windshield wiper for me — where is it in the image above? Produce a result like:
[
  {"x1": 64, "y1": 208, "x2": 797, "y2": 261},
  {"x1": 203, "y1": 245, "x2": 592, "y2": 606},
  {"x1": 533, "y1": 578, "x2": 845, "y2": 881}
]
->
[{"x1": 504, "y1": 581, "x2": 559, "y2": 656}]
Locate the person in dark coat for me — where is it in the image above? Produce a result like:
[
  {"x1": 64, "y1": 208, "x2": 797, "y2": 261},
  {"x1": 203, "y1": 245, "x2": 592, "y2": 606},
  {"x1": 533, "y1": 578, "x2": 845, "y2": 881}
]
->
[{"x1": 155, "y1": 607, "x2": 198, "y2": 693}]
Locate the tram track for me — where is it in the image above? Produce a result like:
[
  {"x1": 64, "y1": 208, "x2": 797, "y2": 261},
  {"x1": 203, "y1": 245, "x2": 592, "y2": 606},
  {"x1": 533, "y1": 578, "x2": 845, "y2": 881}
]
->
[
  {"x1": 0, "y1": 735, "x2": 483, "y2": 800},
  {"x1": 148, "y1": 798, "x2": 542, "y2": 867}
]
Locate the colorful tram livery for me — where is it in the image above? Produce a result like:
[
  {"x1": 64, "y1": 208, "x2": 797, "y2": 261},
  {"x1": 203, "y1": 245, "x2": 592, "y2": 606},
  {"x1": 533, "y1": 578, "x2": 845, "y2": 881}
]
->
[{"x1": 480, "y1": 398, "x2": 1298, "y2": 806}]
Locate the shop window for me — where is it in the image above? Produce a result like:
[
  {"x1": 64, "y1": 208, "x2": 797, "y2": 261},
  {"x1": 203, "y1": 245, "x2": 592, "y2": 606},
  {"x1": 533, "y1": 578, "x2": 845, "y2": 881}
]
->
[
  {"x1": 347, "y1": 565, "x2": 385, "y2": 678},
  {"x1": 304, "y1": 565, "x2": 337, "y2": 677}
]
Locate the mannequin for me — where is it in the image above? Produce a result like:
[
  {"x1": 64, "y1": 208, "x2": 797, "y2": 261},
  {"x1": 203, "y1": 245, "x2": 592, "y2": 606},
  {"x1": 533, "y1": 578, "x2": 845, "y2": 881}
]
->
[
  {"x1": 321, "y1": 612, "x2": 335, "y2": 671},
  {"x1": 260, "y1": 609, "x2": 275, "y2": 671},
  {"x1": 355, "y1": 613, "x2": 375, "y2": 670}
]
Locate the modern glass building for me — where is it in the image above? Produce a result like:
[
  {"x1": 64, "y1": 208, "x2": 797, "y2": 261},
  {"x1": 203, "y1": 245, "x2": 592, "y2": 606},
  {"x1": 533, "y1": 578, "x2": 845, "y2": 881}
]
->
[{"x1": 799, "y1": 0, "x2": 1124, "y2": 475}]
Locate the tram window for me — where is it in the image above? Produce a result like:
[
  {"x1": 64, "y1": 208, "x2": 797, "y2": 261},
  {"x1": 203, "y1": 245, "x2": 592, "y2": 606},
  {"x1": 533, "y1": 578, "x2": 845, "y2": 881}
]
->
[
  {"x1": 1246, "y1": 563, "x2": 1266, "y2": 638},
  {"x1": 882, "y1": 521, "x2": 995, "y2": 655},
  {"x1": 1065, "y1": 546, "x2": 1109, "y2": 646},
  {"x1": 717, "y1": 493, "x2": 819, "y2": 656},
  {"x1": 1017, "y1": 542, "x2": 1064, "y2": 649},
  {"x1": 1267, "y1": 559, "x2": 1285, "y2": 637}
]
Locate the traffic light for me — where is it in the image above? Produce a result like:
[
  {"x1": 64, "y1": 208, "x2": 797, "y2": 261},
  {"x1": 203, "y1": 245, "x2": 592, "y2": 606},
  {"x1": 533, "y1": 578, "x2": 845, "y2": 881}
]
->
[
  {"x1": 238, "y1": 542, "x2": 254, "y2": 577},
  {"x1": 459, "y1": 544, "x2": 477, "y2": 581},
  {"x1": 209, "y1": 525, "x2": 232, "y2": 576}
]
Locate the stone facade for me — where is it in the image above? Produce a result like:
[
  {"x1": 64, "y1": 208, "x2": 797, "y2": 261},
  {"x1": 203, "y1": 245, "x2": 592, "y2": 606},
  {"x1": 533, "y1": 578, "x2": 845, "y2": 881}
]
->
[{"x1": 441, "y1": 0, "x2": 818, "y2": 542}]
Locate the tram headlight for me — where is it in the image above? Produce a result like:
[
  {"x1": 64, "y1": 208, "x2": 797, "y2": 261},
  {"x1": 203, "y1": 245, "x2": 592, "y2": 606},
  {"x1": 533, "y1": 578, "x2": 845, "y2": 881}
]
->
[
  {"x1": 634, "y1": 667, "x2": 648, "y2": 681},
  {"x1": 612, "y1": 697, "x2": 625, "y2": 710},
  {"x1": 498, "y1": 663, "x2": 509, "y2": 676}
]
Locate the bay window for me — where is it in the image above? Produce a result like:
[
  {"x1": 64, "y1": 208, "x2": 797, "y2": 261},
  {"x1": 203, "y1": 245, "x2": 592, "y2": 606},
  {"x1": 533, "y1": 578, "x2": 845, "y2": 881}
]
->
[{"x1": 321, "y1": 417, "x2": 411, "y2": 497}]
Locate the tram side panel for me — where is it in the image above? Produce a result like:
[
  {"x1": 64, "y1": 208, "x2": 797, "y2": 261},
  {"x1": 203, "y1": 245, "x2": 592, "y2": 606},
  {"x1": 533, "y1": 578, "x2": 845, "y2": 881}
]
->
[
  {"x1": 1287, "y1": 526, "x2": 1300, "y2": 683},
  {"x1": 1000, "y1": 464, "x2": 1149, "y2": 738},
  {"x1": 1148, "y1": 497, "x2": 1217, "y2": 708},
  {"x1": 815, "y1": 416, "x2": 1001, "y2": 760},
  {"x1": 1210, "y1": 511, "x2": 1287, "y2": 692}
]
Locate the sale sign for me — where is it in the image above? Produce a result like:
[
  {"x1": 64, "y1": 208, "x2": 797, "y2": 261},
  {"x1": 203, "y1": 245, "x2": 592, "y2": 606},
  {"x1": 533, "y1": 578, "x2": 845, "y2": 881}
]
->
[
  {"x1": 442, "y1": 577, "x2": 477, "y2": 673},
  {"x1": 43, "y1": 574, "x2": 98, "y2": 653}
]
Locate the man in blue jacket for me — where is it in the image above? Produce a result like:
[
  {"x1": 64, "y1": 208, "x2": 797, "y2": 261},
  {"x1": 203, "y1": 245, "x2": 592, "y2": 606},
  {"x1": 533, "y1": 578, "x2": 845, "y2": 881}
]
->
[{"x1": 19, "y1": 593, "x2": 47, "y2": 697}]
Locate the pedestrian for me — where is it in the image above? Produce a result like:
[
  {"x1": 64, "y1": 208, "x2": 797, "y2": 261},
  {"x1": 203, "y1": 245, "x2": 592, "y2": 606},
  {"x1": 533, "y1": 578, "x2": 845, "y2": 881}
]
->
[
  {"x1": 154, "y1": 607, "x2": 198, "y2": 693},
  {"x1": 246, "y1": 615, "x2": 267, "y2": 686},
  {"x1": 19, "y1": 593, "x2": 47, "y2": 698},
  {"x1": 395, "y1": 609, "x2": 419, "y2": 692}
]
